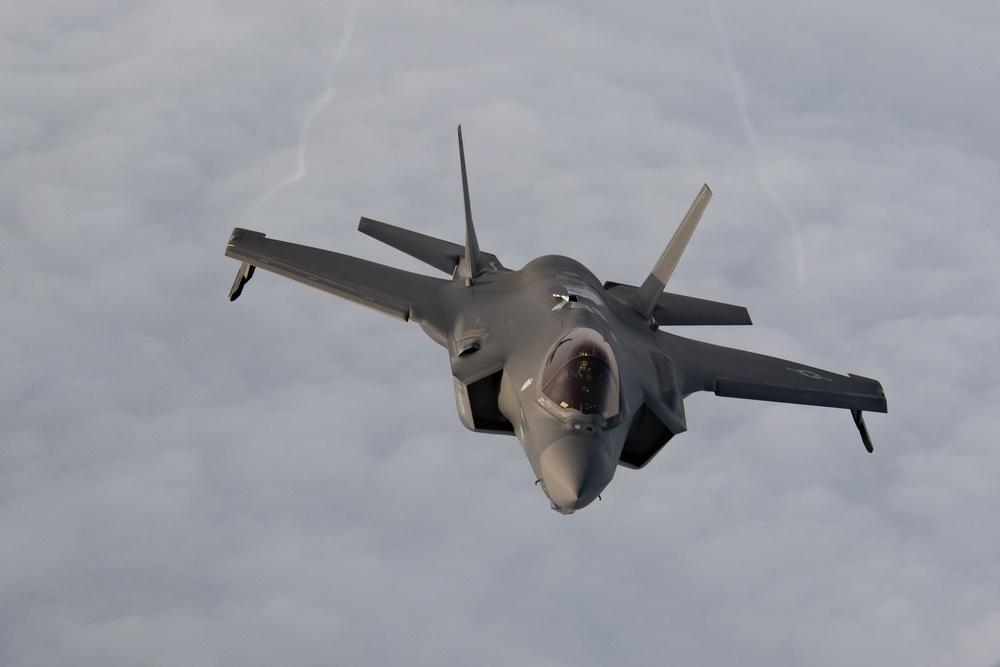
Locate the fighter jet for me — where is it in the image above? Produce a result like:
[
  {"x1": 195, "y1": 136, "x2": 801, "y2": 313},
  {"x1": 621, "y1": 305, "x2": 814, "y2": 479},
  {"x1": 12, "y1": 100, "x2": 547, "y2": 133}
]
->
[{"x1": 225, "y1": 126, "x2": 887, "y2": 514}]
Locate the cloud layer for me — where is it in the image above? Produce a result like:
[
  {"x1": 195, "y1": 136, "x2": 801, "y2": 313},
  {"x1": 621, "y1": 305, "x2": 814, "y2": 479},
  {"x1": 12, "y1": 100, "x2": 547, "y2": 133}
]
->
[{"x1": 3, "y1": 1, "x2": 999, "y2": 665}]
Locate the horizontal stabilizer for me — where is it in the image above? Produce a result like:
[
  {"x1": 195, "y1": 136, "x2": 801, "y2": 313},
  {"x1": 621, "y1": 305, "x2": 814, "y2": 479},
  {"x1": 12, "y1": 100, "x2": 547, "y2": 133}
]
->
[
  {"x1": 359, "y1": 217, "x2": 463, "y2": 274},
  {"x1": 605, "y1": 282, "x2": 751, "y2": 326},
  {"x1": 358, "y1": 217, "x2": 505, "y2": 276}
]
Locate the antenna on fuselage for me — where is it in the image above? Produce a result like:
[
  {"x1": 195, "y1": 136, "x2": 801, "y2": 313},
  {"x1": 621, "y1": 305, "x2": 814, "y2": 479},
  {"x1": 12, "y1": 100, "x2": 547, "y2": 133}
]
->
[{"x1": 456, "y1": 125, "x2": 485, "y2": 284}]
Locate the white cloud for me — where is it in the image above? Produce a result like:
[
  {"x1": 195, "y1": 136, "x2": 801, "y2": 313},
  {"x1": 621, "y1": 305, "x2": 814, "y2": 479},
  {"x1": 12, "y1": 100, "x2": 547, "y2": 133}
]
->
[{"x1": 2, "y1": 0, "x2": 999, "y2": 665}]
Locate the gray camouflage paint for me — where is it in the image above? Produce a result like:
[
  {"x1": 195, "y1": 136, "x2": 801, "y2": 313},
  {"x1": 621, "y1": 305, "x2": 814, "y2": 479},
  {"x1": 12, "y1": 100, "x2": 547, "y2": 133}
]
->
[{"x1": 225, "y1": 128, "x2": 886, "y2": 514}]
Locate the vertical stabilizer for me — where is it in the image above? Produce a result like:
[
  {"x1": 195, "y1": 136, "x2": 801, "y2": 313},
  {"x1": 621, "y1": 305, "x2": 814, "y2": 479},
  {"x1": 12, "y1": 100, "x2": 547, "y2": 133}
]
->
[
  {"x1": 456, "y1": 125, "x2": 485, "y2": 282},
  {"x1": 628, "y1": 184, "x2": 712, "y2": 320}
]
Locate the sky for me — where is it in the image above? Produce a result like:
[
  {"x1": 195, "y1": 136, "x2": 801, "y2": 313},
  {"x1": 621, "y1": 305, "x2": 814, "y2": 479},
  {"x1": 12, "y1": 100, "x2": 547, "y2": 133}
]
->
[{"x1": 3, "y1": 0, "x2": 1000, "y2": 665}]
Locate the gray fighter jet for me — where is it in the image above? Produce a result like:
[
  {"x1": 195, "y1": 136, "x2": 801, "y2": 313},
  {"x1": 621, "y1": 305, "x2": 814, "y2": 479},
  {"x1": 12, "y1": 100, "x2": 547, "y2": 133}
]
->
[{"x1": 226, "y1": 127, "x2": 886, "y2": 514}]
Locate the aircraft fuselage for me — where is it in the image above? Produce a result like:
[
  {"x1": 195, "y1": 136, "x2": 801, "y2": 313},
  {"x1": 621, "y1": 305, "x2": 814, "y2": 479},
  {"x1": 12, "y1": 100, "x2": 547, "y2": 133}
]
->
[{"x1": 444, "y1": 255, "x2": 652, "y2": 513}]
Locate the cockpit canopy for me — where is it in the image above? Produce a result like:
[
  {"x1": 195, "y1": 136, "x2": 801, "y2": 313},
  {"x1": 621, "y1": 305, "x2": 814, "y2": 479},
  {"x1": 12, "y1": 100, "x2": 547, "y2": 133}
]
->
[{"x1": 540, "y1": 328, "x2": 621, "y2": 419}]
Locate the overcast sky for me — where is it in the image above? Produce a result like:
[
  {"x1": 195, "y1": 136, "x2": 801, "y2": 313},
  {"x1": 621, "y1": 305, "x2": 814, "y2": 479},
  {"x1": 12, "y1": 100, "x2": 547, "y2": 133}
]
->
[{"x1": 3, "y1": 1, "x2": 1000, "y2": 665}]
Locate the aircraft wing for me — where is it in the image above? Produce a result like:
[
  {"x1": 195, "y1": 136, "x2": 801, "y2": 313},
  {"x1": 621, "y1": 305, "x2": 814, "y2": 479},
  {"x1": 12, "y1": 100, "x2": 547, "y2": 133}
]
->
[
  {"x1": 225, "y1": 227, "x2": 451, "y2": 332},
  {"x1": 662, "y1": 332, "x2": 887, "y2": 413}
]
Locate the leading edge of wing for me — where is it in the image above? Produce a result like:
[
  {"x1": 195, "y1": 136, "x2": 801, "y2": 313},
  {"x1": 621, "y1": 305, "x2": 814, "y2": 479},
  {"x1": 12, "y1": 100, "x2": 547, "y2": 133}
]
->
[
  {"x1": 225, "y1": 227, "x2": 450, "y2": 325},
  {"x1": 661, "y1": 332, "x2": 888, "y2": 413}
]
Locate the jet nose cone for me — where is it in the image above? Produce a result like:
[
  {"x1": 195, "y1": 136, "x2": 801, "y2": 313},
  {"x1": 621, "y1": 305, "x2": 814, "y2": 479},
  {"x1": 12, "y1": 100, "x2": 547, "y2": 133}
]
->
[{"x1": 539, "y1": 436, "x2": 615, "y2": 513}]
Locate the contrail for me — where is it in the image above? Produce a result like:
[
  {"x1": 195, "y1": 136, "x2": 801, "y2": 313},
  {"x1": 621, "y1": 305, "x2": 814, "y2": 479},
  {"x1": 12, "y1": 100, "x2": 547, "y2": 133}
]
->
[
  {"x1": 709, "y1": 0, "x2": 806, "y2": 286},
  {"x1": 245, "y1": 0, "x2": 361, "y2": 219}
]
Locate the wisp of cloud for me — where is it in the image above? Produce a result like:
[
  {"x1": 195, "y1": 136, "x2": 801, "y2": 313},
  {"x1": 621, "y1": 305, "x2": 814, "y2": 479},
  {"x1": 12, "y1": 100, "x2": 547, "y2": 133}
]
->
[
  {"x1": 709, "y1": 0, "x2": 806, "y2": 286},
  {"x1": 245, "y1": 0, "x2": 361, "y2": 219}
]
